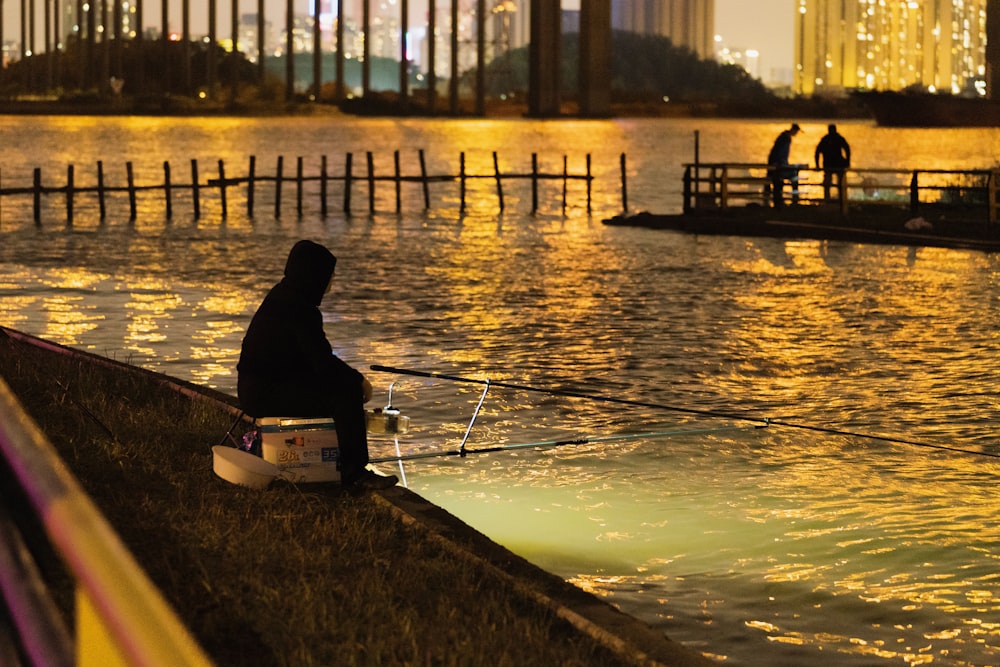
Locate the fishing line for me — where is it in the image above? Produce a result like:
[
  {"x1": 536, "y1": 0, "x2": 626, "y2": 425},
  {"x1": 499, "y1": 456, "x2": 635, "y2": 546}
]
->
[
  {"x1": 392, "y1": 434, "x2": 409, "y2": 486},
  {"x1": 458, "y1": 380, "x2": 490, "y2": 457},
  {"x1": 370, "y1": 365, "x2": 1000, "y2": 461},
  {"x1": 370, "y1": 424, "x2": 751, "y2": 464}
]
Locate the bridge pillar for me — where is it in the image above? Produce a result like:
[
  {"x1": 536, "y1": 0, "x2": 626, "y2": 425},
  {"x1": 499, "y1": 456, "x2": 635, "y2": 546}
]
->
[
  {"x1": 988, "y1": 0, "x2": 1000, "y2": 99},
  {"x1": 528, "y1": 0, "x2": 561, "y2": 117},
  {"x1": 579, "y1": 0, "x2": 611, "y2": 117}
]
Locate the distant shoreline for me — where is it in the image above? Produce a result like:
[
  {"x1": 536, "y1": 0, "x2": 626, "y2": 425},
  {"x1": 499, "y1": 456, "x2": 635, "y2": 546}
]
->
[{"x1": 0, "y1": 94, "x2": 874, "y2": 121}]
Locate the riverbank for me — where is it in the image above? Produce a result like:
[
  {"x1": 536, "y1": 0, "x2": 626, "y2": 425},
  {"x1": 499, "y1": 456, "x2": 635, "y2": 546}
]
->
[
  {"x1": 0, "y1": 327, "x2": 713, "y2": 666},
  {"x1": 0, "y1": 92, "x2": 873, "y2": 121}
]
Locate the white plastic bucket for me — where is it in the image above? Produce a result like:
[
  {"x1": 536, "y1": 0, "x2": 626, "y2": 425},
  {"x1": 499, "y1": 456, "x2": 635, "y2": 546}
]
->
[{"x1": 212, "y1": 446, "x2": 279, "y2": 489}]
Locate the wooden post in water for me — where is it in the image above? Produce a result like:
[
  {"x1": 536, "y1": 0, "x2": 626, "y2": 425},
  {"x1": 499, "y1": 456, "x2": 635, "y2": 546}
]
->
[
  {"x1": 561, "y1": 155, "x2": 567, "y2": 212},
  {"x1": 693, "y1": 131, "x2": 700, "y2": 199},
  {"x1": 4, "y1": 149, "x2": 610, "y2": 226},
  {"x1": 394, "y1": 150, "x2": 401, "y2": 213},
  {"x1": 682, "y1": 166, "x2": 692, "y2": 214},
  {"x1": 493, "y1": 152, "x2": 504, "y2": 211},
  {"x1": 620, "y1": 153, "x2": 628, "y2": 213},
  {"x1": 720, "y1": 167, "x2": 730, "y2": 209},
  {"x1": 296, "y1": 156, "x2": 304, "y2": 218},
  {"x1": 586, "y1": 154, "x2": 592, "y2": 213},
  {"x1": 218, "y1": 160, "x2": 228, "y2": 219},
  {"x1": 66, "y1": 165, "x2": 75, "y2": 225},
  {"x1": 531, "y1": 153, "x2": 538, "y2": 213},
  {"x1": 459, "y1": 152, "x2": 466, "y2": 214},
  {"x1": 367, "y1": 151, "x2": 375, "y2": 213},
  {"x1": 247, "y1": 156, "x2": 256, "y2": 218},
  {"x1": 275, "y1": 156, "x2": 284, "y2": 218},
  {"x1": 320, "y1": 155, "x2": 328, "y2": 218},
  {"x1": 344, "y1": 153, "x2": 353, "y2": 214},
  {"x1": 991, "y1": 170, "x2": 999, "y2": 225},
  {"x1": 191, "y1": 160, "x2": 201, "y2": 220},
  {"x1": 163, "y1": 161, "x2": 173, "y2": 220},
  {"x1": 33, "y1": 168, "x2": 41, "y2": 225},
  {"x1": 839, "y1": 171, "x2": 848, "y2": 217},
  {"x1": 126, "y1": 162, "x2": 137, "y2": 221},
  {"x1": 97, "y1": 162, "x2": 106, "y2": 220},
  {"x1": 418, "y1": 149, "x2": 430, "y2": 209}
]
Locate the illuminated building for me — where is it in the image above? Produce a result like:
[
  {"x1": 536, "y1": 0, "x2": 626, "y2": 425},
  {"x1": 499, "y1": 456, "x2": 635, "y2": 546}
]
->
[
  {"x1": 795, "y1": 0, "x2": 992, "y2": 96},
  {"x1": 60, "y1": 0, "x2": 137, "y2": 42},
  {"x1": 611, "y1": 0, "x2": 716, "y2": 59}
]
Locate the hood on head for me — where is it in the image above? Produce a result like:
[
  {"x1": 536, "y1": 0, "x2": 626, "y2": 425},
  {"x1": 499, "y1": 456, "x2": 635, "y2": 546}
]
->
[{"x1": 283, "y1": 240, "x2": 337, "y2": 305}]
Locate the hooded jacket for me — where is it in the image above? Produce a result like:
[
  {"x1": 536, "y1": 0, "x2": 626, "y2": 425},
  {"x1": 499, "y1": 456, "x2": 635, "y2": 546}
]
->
[{"x1": 237, "y1": 240, "x2": 363, "y2": 418}]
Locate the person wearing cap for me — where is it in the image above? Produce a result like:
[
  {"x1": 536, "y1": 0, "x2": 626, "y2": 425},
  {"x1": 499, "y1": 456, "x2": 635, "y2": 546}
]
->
[
  {"x1": 815, "y1": 124, "x2": 851, "y2": 201},
  {"x1": 237, "y1": 239, "x2": 398, "y2": 492},
  {"x1": 767, "y1": 123, "x2": 802, "y2": 207}
]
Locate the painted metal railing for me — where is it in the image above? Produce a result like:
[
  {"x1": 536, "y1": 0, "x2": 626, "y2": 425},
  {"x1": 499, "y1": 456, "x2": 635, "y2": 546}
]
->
[{"x1": 0, "y1": 378, "x2": 213, "y2": 667}]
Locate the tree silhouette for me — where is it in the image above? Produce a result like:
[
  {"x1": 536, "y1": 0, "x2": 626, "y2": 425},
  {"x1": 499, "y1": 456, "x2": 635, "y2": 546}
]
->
[{"x1": 481, "y1": 31, "x2": 774, "y2": 105}]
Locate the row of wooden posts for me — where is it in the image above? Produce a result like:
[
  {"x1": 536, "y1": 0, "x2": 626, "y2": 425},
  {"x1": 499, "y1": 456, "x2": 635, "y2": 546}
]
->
[{"x1": 4, "y1": 151, "x2": 630, "y2": 224}]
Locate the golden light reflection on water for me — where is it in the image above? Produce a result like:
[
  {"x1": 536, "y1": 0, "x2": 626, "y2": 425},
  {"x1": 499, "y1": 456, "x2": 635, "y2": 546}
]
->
[
  {"x1": 41, "y1": 295, "x2": 102, "y2": 344},
  {"x1": 0, "y1": 261, "x2": 267, "y2": 387},
  {"x1": 0, "y1": 297, "x2": 35, "y2": 328},
  {"x1": 198, "y1": 293, "x2": 252, "y2": 317},
  {"x1": 124, "y1": 290, "x2": 181, "y2": 350},
  {"x1": 22, "y1": 267, "x2": 111, "y2": 344},
  {"x1": 40, "y1": 266, "x2": 112, "y2": 290}
]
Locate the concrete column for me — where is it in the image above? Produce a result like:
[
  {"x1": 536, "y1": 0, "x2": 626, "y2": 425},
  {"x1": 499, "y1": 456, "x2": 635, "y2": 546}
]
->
[
  {"x1": 578, "y1": 0, "x2": 611, "y2": 117},
  {"x1": 988, "y1": 0, "x2": 1000, "y2": 99},
  {"x1": 528, "y1": 0, "x2": 561, "y2": 117}
]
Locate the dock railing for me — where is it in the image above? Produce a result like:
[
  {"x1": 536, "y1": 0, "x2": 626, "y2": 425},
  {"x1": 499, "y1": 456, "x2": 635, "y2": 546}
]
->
[
  {"x1": 683, "y1": 163, "x2": 999, "y2": 224},
  {"x1": 0, "y1": 376, "x2": 213, "y2": 667}
]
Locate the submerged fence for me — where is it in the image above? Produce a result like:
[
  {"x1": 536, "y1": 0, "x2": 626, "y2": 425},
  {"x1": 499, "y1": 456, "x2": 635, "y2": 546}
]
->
[{"x1": 2, "y1": 150, "x2": 630, "y2": 224}]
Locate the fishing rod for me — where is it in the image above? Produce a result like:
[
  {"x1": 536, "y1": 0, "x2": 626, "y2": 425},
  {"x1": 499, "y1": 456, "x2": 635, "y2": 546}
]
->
[
  {"x1": 370, "y1": 424, "x2": 751, "y2": 464},
  {"x1": 371, "y1": 364, "x2": 762, "y2": 422},
  {"x1": 370, "y1": 364, "x2": 1000, "y2": 461}
]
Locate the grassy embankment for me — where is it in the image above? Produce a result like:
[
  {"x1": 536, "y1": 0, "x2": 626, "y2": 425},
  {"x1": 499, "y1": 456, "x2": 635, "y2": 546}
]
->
[{"x1": 0, "y1": 329, "x2": 713, "y2": 667}]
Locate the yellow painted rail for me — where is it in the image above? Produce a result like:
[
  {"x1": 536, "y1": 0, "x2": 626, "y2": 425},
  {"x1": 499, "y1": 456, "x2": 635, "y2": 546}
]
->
[{"x1": 0, "y1": 377, "x2": 213, "y2": 667}]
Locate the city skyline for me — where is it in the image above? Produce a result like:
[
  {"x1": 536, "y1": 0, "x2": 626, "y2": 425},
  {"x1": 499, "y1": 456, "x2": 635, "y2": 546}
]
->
[
  {"x1": 2, "y1": 1, "x2": 792, "y2": 78},
  {"x1": 28, "y1": 1, "x2": 990, "y2": 96},
  {"x1": 795, "y1": 0, "x2": 992, "y2": 95}
]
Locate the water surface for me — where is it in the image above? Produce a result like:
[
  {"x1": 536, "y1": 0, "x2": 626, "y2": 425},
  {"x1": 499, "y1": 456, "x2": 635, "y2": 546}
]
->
[{"x1": 1, "y1": 116, "x2": 998, "y2": 666}]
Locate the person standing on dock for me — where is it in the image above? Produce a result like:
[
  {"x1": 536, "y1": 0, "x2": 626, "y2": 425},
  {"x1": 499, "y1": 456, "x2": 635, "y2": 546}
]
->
[
  {"x1": 815, "y1": 124, "x2": 851, "y2": 201},
  {"x1": 237, "y1": 240, "x2": 398, "y2": 492},
  {"x1": 767, "y1": 123, "x2": 802, "y2": 208}
]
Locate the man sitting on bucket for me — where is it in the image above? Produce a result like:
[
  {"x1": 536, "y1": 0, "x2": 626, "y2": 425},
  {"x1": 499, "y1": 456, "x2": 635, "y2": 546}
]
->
[{"x1": 237, "y1": 239, "x2": 398, "y2": 492}]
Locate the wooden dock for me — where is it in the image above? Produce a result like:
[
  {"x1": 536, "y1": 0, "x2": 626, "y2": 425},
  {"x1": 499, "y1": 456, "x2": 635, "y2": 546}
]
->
[
  {"x1": 604, "y1": 162, "x2": 1000, "y2": 252},
  {"x1": 682, "y1": 162, "x2": 1000, "y2": 222}
]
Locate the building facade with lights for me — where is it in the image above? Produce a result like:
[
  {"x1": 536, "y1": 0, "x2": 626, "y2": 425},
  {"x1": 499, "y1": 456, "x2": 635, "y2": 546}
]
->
[{"x1": 794, "y1": 0, "x2": 995, "y2": 96}]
